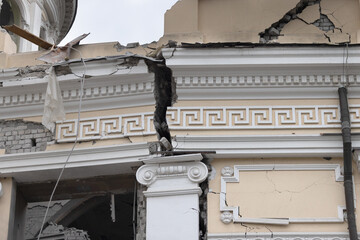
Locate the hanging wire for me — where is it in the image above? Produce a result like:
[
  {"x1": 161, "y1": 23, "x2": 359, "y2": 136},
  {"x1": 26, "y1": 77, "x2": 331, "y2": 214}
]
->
[
  {"x1": 342, "y1": 43, "x2": 350, "y2": 87},
  {"x1": 345, "y1": 43, "x2": 349, "y2": 86},
  {"x1": 37, "y1": 48, "x2": 87, "y2": 240}
]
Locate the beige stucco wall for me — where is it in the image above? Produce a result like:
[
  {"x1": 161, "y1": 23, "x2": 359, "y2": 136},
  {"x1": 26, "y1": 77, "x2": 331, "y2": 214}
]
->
[
  {"x1": 208, "y1": 158, "x2": 360, "y2": 233},
  {"x1": 162, "y1": 0, "x2": 360, "y2": 44},
  {"x1": 0, "y1": 178, "x2": 14, "y2": 240}
]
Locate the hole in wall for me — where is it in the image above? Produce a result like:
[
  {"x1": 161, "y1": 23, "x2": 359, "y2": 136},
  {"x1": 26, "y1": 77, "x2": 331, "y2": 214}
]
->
[
  {"x1": 31, "y1": 138, "x2": 36, "y2": 147},
  {"x1": 0, "y1": 0, "x2": 14, "y2": 26}
]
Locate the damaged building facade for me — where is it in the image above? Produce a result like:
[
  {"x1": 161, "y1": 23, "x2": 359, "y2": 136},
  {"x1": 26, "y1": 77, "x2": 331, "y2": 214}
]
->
[{"x1": 2, "y1": 0, "x2": 360, "y2": 239}]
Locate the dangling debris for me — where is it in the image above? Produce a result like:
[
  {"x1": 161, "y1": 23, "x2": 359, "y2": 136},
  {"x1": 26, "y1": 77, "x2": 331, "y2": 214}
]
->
[
  {"x1": 42, "y1": 66, "x2": 65, "y2": 132},
  {"x1": 38, "y1": 33, "x2": 90, "y2": 63}
]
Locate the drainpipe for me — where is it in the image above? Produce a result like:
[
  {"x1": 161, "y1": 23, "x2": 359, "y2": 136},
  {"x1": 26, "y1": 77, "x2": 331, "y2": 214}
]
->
[{"x1": 338, "y1": 87, "x2": 358, "y2": 240}]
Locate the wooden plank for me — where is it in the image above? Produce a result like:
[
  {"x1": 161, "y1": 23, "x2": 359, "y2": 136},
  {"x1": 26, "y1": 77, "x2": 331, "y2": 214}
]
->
[{"x1": 3, "y1": 24, "x2": 54, "y2": 49}]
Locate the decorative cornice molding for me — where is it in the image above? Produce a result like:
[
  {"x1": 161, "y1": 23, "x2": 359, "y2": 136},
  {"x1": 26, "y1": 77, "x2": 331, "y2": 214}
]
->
[
  {"x1": 207, "y1": 232, "x2": 352, "y2": 240},
  {"x1": 0, "y1": 60, "x2": 155, "y2": 119},
  {"x1": 173, "y1": 135, "x2": 360, "y2": 158},
  {"x1": 163, "y1": 47, "x2": 360, "y2": 100},
  {"x1": 163, "y1": 47, "x2": 360, "y2": 70},
  {"x1": 0, "y1": 143, "x2": 149, "y2": 183},
  {"x1": 219, "y1": 164, "x2": 346, "y2": 225},
  {"x1": 175, "y1": 74, "x2": 360, "y2": 88}
]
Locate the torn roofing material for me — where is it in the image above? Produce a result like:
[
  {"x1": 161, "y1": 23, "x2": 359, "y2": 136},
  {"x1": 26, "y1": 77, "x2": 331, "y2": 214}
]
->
[{"x1": 38, "y1": 33, "x2": 90, "y2": 64}]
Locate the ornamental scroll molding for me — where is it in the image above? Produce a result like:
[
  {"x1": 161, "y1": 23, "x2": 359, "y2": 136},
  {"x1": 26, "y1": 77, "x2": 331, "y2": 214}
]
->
[
  {"x1": 136, "y1": 161, "x2": 208, "y2": 187},
  {"x1": 219, "y1": 164, "x2": 347, "y2": 225},
  {"x1": 56, "y1": 105, "x2": 360, "y2": 142}
]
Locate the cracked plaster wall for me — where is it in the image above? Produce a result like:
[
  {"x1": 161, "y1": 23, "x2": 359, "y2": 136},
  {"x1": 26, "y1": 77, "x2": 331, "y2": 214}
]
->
[
  {"x1": 162, "y1": 0, "x2": 360, "y2": 44},
  {"x1": 208, "y1": 158, "x2": 360, "y2": 234}
]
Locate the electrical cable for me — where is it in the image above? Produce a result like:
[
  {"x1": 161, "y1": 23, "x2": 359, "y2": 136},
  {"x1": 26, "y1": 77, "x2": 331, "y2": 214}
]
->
[{"x1": 37, "y1": 48, "x2": 87, "y2": 240}]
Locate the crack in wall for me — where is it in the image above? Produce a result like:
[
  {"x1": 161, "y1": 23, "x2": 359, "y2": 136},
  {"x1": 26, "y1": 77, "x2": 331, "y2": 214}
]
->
[
  {"x1": 145, "y1": 60, "x2": 177, "y2": 146},
  {"x1": 259, "y1": 0, "x2": 350, "y2": 44},
  {"x1": 265, "y1": 170, "x2": 321, "y2": 195}
]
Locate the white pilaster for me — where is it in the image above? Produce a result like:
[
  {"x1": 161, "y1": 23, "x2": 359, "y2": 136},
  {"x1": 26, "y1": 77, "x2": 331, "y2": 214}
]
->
[
  {"x1": 136, "y1": 153, "x2": 208, "y2": 240},
  {"x1": 28, "y1": 0, "x2": 42, "y2": 51}
]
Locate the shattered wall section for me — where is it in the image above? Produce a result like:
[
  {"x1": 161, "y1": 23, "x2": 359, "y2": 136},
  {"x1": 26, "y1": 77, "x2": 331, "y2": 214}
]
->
[
  {"x1": 25, "y1": 200, "x2": 69, "y2": 239},
  {"x1": 0, "y1": 120, "x2": 53, "y2": 154},
  {"x1": 260, "y1": 0, "x2": 354, "y2": 44},
  {"x1": 161, "y1": 0, "x2": 360, "y2": 44},
  {"x1": 146, "y1": 60, "x2": 177, "y2": 145}
]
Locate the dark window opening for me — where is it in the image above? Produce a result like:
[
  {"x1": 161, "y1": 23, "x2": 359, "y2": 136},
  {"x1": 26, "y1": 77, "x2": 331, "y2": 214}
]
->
[
  {"x1": 68, "y1": 194, "x2": 134, "y2": 240},
  {"x1": 0, "y1": 0, "x2": 14, "y2": 27}
]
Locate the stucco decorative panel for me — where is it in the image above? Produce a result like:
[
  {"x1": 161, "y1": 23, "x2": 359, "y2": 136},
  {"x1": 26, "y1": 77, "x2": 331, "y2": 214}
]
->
[{"x1": 219, "y1": 164, "x2": 347, "y2": 225}]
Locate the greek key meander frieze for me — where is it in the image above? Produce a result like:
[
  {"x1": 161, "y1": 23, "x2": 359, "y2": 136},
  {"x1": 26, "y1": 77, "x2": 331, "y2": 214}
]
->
[
  {"x1": 56, "y1": 105, "x2": 360, "y2": 142},
  {"x1": 175, "y1": 74, "x2": 360, "y2": 87}
]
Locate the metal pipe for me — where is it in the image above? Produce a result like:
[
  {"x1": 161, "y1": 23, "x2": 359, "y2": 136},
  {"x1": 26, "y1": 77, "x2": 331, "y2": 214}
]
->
[{"x1": 338, "y1": 87, "x2": 358, "y2": 240}]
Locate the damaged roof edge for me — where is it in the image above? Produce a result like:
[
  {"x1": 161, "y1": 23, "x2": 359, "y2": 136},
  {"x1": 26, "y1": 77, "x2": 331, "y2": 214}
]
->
[
  {"x1": 52, "y1": 54, "x2": 163, "y2": 67},
  {"x1": 178, "y1": 42, "x2": 360, "y2": 48}
]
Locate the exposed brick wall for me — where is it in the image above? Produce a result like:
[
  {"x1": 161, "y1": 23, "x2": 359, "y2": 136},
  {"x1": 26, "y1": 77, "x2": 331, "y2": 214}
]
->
[
  {"x1": 0, "y1": 120, "x2": 53, "y2": 154},
  {"x1": 136, "y1": 183, "x2": 146, "y2": 240}
]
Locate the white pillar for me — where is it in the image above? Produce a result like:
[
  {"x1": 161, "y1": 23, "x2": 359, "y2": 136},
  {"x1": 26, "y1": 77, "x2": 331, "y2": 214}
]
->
[
  {"x1": 136, "y1": 153, "x2": 208, "y2": 240},
  {"x1": 28, "y1": 0, "x2": 42, "y2": 51}
]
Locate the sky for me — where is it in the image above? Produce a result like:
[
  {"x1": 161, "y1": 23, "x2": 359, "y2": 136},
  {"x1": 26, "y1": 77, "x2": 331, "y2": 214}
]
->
[{"x1": 60, "y1": 0, "x2": 179, "y2": 46}]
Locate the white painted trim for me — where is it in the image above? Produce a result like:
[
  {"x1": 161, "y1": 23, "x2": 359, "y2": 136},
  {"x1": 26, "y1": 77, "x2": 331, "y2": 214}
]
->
[
  {"x1": 220, "y1": 164, "x2": 346, "y2": 225},
  {"x1": 143, "y1": 187, "x2": 202, "y2": 197},
  {"x1": 173, "y1": 135, "x2": 360, "y2": 158},
  {"x1": 207, "y1": 232, "x2": 352, "y2": 240},
  {"x1": 141, "y1": 153, "x2": 203, "y2": 164},
  {"x1": 0, "y1": 143, "x2": 149, "y2": 182},
  {"x1": 163, "y1": 47, "x2": 360, "y2": 71},
  {"x1": 162, "y1": 46, "x2": 360, "y2": 100}
]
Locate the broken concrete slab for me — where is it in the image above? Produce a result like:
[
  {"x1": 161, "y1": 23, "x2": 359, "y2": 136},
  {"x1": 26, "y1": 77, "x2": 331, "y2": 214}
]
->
[
  {"x1": 297, "y1": 4, "x2": 320, "y2": 24},
  {"x1": 279, "y1": 19, "x2": 329, "y2": 43},
  {"x1": 325, "y1": 29, "x2": 351, "y2": 43}
]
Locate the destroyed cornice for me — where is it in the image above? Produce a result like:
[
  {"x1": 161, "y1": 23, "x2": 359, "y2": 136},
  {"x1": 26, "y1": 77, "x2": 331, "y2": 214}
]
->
[{"x1": 0, "y1": 56, "x2": 158, "y2": 119}]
